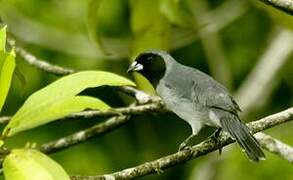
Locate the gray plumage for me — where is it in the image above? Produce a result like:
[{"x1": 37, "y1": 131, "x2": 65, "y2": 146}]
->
[{"x1": 128, "y1": 50, "x2": 265, "y2": 162}]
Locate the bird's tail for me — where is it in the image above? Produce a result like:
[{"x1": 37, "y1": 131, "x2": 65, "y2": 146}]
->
[{"x1": 219, "y1": 112, "x2": 265, "y2": 162}]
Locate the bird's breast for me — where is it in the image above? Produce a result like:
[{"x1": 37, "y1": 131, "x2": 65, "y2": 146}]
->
[{"x1": 156, "y1": 81, "x2": 210, "y2": 125}]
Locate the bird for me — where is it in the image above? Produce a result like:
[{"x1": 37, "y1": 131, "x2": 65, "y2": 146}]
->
[{"x1": 127, "y1": 49, "x2": 265, "y2": 162}]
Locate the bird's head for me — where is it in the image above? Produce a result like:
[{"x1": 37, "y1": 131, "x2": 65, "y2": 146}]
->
[{"x1": 127, "y1": 50, "x2": 167, "y2": 87}]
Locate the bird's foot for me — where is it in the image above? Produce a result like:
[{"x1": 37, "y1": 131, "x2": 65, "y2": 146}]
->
[
  {"x1": 178, "y1": 134, "x2": 196, "y2": 151},
  {"x1": 178, "y1": 142, "x2": 192, "y2": 151},
  {"x1": 178, "y1": 143, "x2": 194, "y2": 161},
  {"x1": 210, "y1": 128, "x2": 222, "y2": 155}
]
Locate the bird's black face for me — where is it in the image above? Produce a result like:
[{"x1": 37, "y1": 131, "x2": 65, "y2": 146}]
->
[{"x1": 127, "y1": 52, "x2": 166, "y2": 88}]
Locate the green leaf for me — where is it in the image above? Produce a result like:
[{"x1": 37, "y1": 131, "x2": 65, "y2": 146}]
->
[
  {"x1": 3, "y1": 71, "x2": 135, "y2": 137},
  {"x1": 3, "y1": 148, "x2": 70, "y2": 180},
  {"x1": 0, "y1": 50, "x2": 16, "y2": 112},
  {"x1": 130, "y1": 0, "x2": 171, "y2": 94},
  {"x1": 0, "y1": 26, "x2": 7, "y2": 51},
  {"x1": 0, "y1": 26, "x2": 16, "y2": 112}
]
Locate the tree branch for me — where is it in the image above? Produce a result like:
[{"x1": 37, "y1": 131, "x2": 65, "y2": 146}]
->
[
  {"x1": 39, "y1": 101, "x2": 165, "y2": 154},
  {"x1": 255, "y1": 132, "x2": 293, "y2": 163},
  {"x1": 258, "y1": 0, "x2": 293, "y2": 15},
  {"x1": 6, "y1": 38, "x2": 74, "y2": 75},
  {"x1": 39, "y1": 116, "x2": 129, "y2": 154},
  {"x1": 68, "y1": 102, "x2": 165, "y2": 119},
  {"x1": 70, "y1": 107, "x2": 293, "y2": 180},
  {"x1": 117, "y1": 86, "x2": 161, "y2": 104}
]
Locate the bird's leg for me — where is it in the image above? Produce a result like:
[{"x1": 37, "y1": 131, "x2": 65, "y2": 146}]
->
[
  {"x1": 178, "y1": 134, "x2": 196, "y2": 151},
  {"x1": 210, "y1": 127, "x2": 222, "y2": 154}
]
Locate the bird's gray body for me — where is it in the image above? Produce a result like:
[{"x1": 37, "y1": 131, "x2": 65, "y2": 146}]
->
[{"x1": 156, "y1": 54, "x2": 238, "y2": 135}]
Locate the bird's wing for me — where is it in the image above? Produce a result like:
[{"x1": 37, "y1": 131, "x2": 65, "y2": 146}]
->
[{"x1": 190, "y1": 71, "x2": 241, "y2": 115}]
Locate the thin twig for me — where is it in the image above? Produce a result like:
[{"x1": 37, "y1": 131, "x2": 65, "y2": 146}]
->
[
  {"x1": 39, "y1": 116, "x2": 129, "y2": 154},
  {"x1": 39, "y1": 102, "x2": 165, "y2": 154},
  {"x1": 258, "y1": 0, "x2": 293, "y2": 15},
  {"x1": 7, "y1": 38, "x2": 75, "y2": 75},
  {"x1": 68, "y1": 102, "x2": 165, "y2": 119},
  {"x1": 117, "y1": 86, "x2": 161, "y2": 104},
  {"x1": 70, "y1": 107, "x2": 293, "y2": 180}
]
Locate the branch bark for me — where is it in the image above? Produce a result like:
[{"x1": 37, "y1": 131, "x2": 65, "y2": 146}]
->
[
  {"x1": 70, "y1": 107, "x2": 293, "y2": 180},
  {"x1": 258, "y1": 0, "x2": 293, "y2": 15},
  {"x1": 39, "y1": 116, "x2": 129, "y2": 154},
  {"x1": 68, "y1": 102, "x2": 165, "y2": 119},
  {"x1": 7, "y1": 38, "x2": 74, "y2": 75},
  {"x1": 39, "y1": 101, "x2": 165, "y2": 154},
  {"x1": 255, "y1": 132, "x2": 293, "y2": 163}
]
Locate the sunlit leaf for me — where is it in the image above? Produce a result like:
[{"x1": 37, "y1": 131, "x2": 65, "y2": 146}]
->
[
  {"x1": 0, "y1": 27, "x2": 16, "y2": 112},
  {"x1": 6, "y1": 96, "x2": 110, "y2": 136},
  {"x1": 3, "y1": 71, "x2": 135, "y2": 137},
  {"x1": 3, "y1": 149, "x2": 70, "y2": 180}
]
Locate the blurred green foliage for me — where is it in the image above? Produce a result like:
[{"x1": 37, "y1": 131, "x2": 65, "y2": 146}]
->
[{"x1": 0, "y1": 0, "x2": 292, "y2": 179}]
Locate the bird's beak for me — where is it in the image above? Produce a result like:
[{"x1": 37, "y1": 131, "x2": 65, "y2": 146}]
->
[{"x1": 127, "y1": 61, "x2": 143, "y2": 73}]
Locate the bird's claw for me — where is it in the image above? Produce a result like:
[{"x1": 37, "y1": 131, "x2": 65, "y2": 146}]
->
[
  {"x1": 178, "y1": 143, "x2": 192, "y2": 152},
  {"x1": 178, "y1": 143, "x2": 194, "y2": 161},
  {"x1": 211, "y1": 128, "x2": 222, "y2": 155}
]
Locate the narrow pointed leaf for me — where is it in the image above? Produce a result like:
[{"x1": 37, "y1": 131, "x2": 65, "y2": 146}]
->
[
  {"x1": 3, "y1": 71, "x2": 135, "y2": 137},
  {"x1": 0, "y1": 26, "x2": 16, "y2": 112},
  {"x1": 0, "y1": 50, "x2": 16, "y2": 112},
  {"x1": 3, "y1": 149, "x2": 70, "y2": 180}
]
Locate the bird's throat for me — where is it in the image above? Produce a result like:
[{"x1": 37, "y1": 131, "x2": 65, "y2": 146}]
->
[{"x1": 141, "y1": 68, "x2": 166, "y2": 88}]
